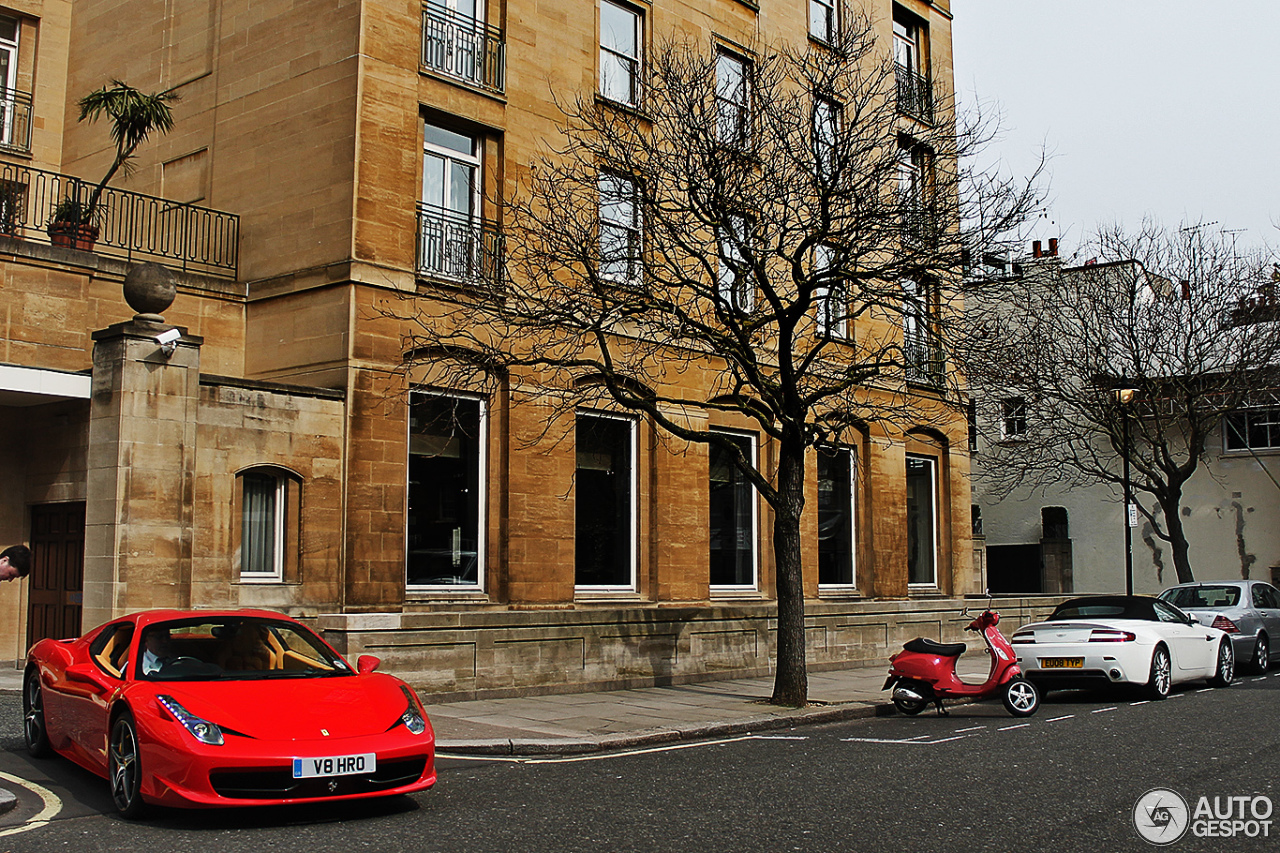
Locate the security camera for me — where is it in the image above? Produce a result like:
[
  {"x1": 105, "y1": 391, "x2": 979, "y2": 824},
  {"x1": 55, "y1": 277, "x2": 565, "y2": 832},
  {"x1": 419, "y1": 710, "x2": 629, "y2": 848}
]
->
[{"x1": 155, "y1": 328, "x2": 181, "y2": 356}]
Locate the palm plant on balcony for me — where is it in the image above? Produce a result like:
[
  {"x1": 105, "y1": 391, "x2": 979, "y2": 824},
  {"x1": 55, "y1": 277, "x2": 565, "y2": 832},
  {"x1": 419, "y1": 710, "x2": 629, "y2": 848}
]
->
[{"x1": 47, "y1": 80, "x2": 177, "y2": 250}]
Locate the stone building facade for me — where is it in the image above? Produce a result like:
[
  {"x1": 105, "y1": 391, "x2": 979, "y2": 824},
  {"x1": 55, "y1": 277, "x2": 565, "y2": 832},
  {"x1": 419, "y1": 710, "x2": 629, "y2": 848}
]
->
[{"x1": 0, "y1": 0, "x2": 979, "y2": 695}]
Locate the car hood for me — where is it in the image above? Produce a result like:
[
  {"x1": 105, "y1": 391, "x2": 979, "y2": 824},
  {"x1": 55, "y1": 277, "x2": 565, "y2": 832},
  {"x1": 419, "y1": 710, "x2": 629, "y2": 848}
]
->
[{"x1": 142, "y1": 674, "x2": 410, "y2": 741}]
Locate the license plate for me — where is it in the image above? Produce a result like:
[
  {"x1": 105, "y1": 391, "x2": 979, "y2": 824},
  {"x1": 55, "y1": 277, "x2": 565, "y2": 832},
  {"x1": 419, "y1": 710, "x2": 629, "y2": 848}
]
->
[
  {"x1": 1039, "y1": 657, "x2": 1084, "y2": 668},
  {"x1": 292, "y1": 753, "x2": 376, "y2": 779}
]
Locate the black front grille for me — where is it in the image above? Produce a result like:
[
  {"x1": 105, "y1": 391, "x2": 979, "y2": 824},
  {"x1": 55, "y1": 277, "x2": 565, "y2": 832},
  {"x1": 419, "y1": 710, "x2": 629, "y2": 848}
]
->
[{"x1": 210, "y1": 758, "x2": 428, "y2": 800}]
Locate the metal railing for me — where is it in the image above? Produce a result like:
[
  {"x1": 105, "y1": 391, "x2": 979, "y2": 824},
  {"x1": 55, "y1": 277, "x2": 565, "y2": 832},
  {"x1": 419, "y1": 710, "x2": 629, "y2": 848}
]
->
[
  {"x1": 904, "y1": 334, "x2": 945, "y2": 386},
  {"x1": 421, "y1": 5, "x2": 506, "y2": 94},
  {"x1": 416, "y1": 202, "x2": 503, "y2": 287},
  {"x1": 900, "y1": 202, "x2": 939, "y2": 246},
  {"x1": 0, "y1": 88, "x2": 33, "y2": 153},
  {"x1": 0, "y1": 162, "x2": 239, "y2": 278},
  {"x1": 895, "y1": 65, "x2": 933, "y2": 125}
]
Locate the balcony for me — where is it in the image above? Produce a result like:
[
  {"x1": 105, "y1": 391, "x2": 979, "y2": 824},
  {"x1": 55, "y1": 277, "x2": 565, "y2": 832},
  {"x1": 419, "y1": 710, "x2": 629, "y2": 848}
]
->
[
  {"x1": 904, "y1": 333, "x2": 945, "y2": 387},
  {"x1": 900, "y1": 203, "x2": 939, "y2": 247},
  {"x1": 895, "y1": 65, "x2": 933, "y2": 125},
  {"x1": 416, "y1": 202, "x2": 503, "y2": 287},
  {"x1": 421, "y1": 5, "x2": 506, "y2": 94},
  {"x1": 0, "y1": 162, "x2": 239, "y2": 278},
  {"x1": 0, "y1": 88, "x2": 33, "y2": 154}
]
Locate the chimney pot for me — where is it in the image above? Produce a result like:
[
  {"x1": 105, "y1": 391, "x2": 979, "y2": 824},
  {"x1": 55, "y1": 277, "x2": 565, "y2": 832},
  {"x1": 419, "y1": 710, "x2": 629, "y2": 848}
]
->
[
  {"x1": 1048, "y1": 238, "x2": 1059, "y2": 256},
  {"x1": 1032, "y1": 240, "x2": 1043, "y2": 258}
]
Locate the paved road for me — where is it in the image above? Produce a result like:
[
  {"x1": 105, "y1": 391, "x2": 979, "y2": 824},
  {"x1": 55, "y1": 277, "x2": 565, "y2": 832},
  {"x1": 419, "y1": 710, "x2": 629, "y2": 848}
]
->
[{"x1": 0, "y1": 673, "x2": 1276, "y2": 852}]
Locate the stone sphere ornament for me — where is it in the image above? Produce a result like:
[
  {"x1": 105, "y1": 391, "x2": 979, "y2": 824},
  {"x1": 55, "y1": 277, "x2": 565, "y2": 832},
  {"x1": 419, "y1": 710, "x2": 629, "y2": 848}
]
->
[{"x1": 123, "y1": 262, "x2": 177, "y2": 321}]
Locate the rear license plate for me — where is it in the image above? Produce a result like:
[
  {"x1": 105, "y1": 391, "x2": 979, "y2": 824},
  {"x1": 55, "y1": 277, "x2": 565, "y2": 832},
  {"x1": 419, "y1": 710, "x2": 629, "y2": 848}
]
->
[
  {"x1": 292, "y1": 753, "x2": 376, "y2": 779},
  {"x1": 1039, "y1": 657, "x2": 1084, "y2": 668}
]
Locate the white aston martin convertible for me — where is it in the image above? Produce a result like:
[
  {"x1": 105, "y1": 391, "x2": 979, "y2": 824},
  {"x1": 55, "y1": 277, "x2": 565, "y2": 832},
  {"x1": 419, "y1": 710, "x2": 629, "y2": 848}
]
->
[{"x1": 1011, "y1": 595, "x2": 1234, "y2": 698}]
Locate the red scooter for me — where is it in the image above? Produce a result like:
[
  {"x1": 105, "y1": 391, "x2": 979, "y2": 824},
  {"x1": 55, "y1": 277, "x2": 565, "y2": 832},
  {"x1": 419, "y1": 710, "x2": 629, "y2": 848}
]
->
[{"x1": 883, "y1": 606, "x2": 1040, "y2": 717}]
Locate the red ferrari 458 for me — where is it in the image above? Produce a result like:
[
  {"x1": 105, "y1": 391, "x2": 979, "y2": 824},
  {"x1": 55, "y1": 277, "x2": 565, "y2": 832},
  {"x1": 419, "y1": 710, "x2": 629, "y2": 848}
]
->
[{"x1": 23, "y1": 609, "x2": 436, "y2": 817}]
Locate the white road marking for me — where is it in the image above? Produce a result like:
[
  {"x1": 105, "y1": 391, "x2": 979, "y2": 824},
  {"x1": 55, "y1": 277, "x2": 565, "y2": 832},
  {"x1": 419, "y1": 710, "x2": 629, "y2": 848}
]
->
[
  {"x1": 841, "y1": 734, "x2": 973, "y2": 745},
  {"x1": 997, "y1": 723, "x2": 1030, "y2": 731},
  {"x1": 0, "y1": 771, "x2": 62, "y2": 838},
  {"x1": 438, "y1": 734, "x2": 801, "y2": 764},
  {"x1": 1091, "y1": 707, "x2": 1118, "y2": 713},
  {"x1": 1045, "y1": 714, "x2": 1075, "y2": 722},
  {"x1": 1252, "y1": 677, "x2": 1268, "y2": 682},
  {"x1": 1195, "y1": 688, "x2": 1213, "y2": 693},
  {"x1": 953, "y1": 726, "x2": 986, "y2": 733},
  {"x1": 1130, "y1": 700, "x2": 1150, "y2": 706}
]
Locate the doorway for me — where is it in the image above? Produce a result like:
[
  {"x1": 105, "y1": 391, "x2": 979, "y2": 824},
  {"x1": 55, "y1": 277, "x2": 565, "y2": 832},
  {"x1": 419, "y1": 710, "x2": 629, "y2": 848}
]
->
[{"x1": 26, "y1": 501, "x2": 85, "y2": 647}]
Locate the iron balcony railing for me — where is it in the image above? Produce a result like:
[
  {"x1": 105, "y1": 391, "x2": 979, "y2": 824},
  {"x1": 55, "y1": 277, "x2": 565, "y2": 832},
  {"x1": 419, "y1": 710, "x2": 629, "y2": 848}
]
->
[
  {"x1": 900, "y1": 202, "x2": 939, "y2": 247},
  {"x1": 895, "y1": 65, "x2": 933, "y2": 125},
  {"x1": 904, "y1": 334, "x2": 945, "y2": 387},
  {"x1": 0, "y1": 162, "x2": 239, "y2": 278},
  {"x1": 416, "y1": 202, "x2": 503, "y2": 287},
  {"x1": 421, "y1": 5, "x2": 506, "y2": 94},
  {"x1": 0, "y1": 88, "x2": 33, "y2": 153}
]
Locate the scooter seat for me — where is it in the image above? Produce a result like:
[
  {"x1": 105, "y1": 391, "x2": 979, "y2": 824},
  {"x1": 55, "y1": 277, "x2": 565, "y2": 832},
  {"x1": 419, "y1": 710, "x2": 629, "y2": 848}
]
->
[{"x1": 904, "y1": 638, "x2": 967, "y2": 657}]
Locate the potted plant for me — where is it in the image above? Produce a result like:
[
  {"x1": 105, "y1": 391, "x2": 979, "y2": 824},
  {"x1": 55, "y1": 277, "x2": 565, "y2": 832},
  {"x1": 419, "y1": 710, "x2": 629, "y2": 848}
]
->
[{"x1": 46, "y1": 80, "x2": 177, "y2": 251}]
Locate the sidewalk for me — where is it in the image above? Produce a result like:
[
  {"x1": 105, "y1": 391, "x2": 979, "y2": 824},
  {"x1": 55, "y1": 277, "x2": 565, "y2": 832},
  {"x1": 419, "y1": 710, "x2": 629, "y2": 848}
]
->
[{"x1": 1, "y1": 662, "x2": 907, "y2": 756}]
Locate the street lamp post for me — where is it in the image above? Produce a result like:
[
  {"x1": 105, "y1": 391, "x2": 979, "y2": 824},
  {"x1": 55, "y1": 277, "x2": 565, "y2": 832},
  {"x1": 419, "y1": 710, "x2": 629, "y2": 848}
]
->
[{"x1": 1113, "y1": 386, "x2": 1137, "y2": 596}]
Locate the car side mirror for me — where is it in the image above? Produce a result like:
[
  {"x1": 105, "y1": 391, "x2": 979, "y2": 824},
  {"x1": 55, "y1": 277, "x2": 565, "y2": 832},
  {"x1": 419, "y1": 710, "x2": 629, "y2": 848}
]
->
[{"x1": 356, "y1": 654, "x2": 381, "y2": 674}]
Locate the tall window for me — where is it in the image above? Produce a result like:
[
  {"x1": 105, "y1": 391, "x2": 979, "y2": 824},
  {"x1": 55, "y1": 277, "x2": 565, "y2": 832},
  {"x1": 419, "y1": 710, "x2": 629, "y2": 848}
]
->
[
  {"x1": 576, "y1": 413, "x2": 635, "y2": 588},
  {"x1": 897, "y1": 139, "x2": 933, "y2": 237},
  {"x1": 893, "y1": 12, "x2": 920, "y2": 73},
  {"x1": 599, "y1": 1, "x2": 641, "y2": 106},
  {"x1": 815, "y1": 243, "x2": 844, "y2": 337},
  {"x1": 1225, "y1": 407, "x2": 1280, "y2": 451},
  {"x1": 902, "y1": 276, "x2": 940, "y2": 384},
  {"x1": 599, "y1": 172, "x2": 641, "y2": 284},
  {"x1": 420, "y1": 122, "x2": 482, "y2": 280},
  {"x1": 239, "y1": 468, "x2": 299, "y2": 582},
  {"x1": 812, "y1": 96, "x2": 840, "y2": 181},
  {"x1": 0, "y1": 16, "x2": 17, "y2": 147},
  {"x1": 1001, "y1": 397, "x2": 1027, "y2": 439},
  {"x1": 716, "y1": 51, "x2": 751, "y2": 147},
  {"x1": 893, "y1": 7, "x2": 932, "y2": 122},
  {"x1": 718, "y1": 213, "x2": 753, "y2": 312},
  {"x1": 423, "y1": 0, "x2": 482, "y2": 84},
  {"x1": 818, "y1": 446, "x2": 856, "y2": 586},
  {"x1": 710, "y1": 433, "x2": 757, "y2": 588},
  {"x1": 905, "y1": 455, "x2": 938, "y2": 586},
  {"x1": 809, "y1": 0, "x2": 838, "y2": 43},
  {"x1": 407, "y1": 393, "x2": 485, "y2": 587}
]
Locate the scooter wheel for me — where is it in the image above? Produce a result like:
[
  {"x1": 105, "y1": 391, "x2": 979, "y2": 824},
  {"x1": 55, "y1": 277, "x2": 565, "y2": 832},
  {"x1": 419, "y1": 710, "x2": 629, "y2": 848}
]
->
[
  {"x1": 1001, "y1": 678, "x2": 1040, "y2": 717},
  {"x1": 892, "y1": 686, "x2": 928, "y2": 716}
]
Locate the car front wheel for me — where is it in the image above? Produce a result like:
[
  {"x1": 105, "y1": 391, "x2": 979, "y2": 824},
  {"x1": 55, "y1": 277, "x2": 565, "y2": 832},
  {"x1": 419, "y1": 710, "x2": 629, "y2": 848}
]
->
[
  {"x1": 109, "y1": 711, "x2": 147, "y2": 819},
  {"x1": 1147, "y1": 646, "x2": 1172, "y2": 700},
  {"x1": 1210, "y1": 639, "x2": 1234, "y2": 687},
  {"x1": 23, "y1": 671, "x2": 51, "y2": 758},
  {"x1": 1253, "y1": 634, "x2": 1270, "y2": 674}
]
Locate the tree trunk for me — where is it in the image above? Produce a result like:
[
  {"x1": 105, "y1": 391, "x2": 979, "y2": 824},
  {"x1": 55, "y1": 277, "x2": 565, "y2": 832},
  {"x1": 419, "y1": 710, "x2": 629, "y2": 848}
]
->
[
  {"x1": 770, "y1": 436, "x2": 808, "y2": 706},
  {"x1": 1159, "y1": 493, "x2": 1195, "y2": 585}
]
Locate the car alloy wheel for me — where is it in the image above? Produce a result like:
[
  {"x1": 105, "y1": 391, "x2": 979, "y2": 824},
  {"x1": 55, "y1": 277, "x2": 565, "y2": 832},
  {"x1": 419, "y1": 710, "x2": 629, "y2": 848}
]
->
[
  {"x1": 1210, "y1": 639, "x2": 1234, "y2": 687},
  {"x1": 23, "y1": 672, "x2": 51, "y2": 758},
  {"x1": 109, "y1": 712, "x2": 147, "y2": 819},
  {"x1": 1147, "y1": 646, "x2": 1172, "y2": 700},
  {"x1": 1254, "y1": 635, "x2": 1270, "y2": 674},
  {"x1": 1001, "y1": 678, "x2": 1040, "y2": 717}
]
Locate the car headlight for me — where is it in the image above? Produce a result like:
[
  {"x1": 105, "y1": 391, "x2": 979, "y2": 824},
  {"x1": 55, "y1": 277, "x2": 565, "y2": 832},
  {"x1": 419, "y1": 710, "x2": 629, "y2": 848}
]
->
[
  {"x1": 158, "y1": 695, "x2": 225, "y2": 745},
  {"x1": 398, "y1": 685, "x2": 427, "y2": 736}
]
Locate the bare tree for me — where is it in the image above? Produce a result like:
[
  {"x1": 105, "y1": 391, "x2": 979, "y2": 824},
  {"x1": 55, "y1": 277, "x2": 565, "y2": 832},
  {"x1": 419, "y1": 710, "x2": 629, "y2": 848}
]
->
[
  {"x1": 388, "y1": 15, "x2": 1040, "y2": 705},
  {"x1": 963, "y1": 222, "x2": 1280, "y2": 585}
]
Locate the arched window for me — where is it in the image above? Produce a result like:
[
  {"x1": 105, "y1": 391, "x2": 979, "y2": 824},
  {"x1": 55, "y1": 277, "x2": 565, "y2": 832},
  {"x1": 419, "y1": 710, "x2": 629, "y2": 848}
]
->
[{"x1": 236, "y1": 467, "x2": 300, "y2": 582}]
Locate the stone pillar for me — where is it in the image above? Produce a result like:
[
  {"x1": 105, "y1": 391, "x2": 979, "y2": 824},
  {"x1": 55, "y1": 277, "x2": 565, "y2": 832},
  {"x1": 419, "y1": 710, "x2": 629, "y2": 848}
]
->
[{"x1": 83, "y1": 264, "x2": 203, "y2": 628}]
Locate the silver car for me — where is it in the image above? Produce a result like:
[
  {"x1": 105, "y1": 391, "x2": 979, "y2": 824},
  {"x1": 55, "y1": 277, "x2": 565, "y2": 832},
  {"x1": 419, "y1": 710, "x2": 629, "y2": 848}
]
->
[{"x1": 1158, "y1": 580, "x2": 1280, "y2": 673}]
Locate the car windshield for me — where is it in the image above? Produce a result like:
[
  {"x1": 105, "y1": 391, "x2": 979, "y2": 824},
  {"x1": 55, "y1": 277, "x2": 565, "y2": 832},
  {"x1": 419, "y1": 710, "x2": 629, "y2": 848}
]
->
[
  {"x1": 136, "y1": 617, "x2": 352, "y2": 681},
  {"x1": 1159, "y1": 585, "x2": 1241, "y2": 609},
  {"x1": 1048, "y1": 597, "x2": 1157, "y2": 622}
]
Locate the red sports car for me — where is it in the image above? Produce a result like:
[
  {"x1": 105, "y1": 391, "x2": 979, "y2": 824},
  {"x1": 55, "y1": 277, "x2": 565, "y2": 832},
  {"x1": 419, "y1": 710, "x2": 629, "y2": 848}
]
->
[{"x1": 23, "y1": 609, "x2": 436, "y2": 817}]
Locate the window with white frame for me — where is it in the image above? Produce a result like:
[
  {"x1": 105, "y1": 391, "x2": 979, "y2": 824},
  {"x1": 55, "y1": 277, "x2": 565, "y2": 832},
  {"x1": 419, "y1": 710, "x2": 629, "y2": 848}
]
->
[
  {"x1": 1225, "y1": 407, "x2": 1280, "y2": 452},
  {"x1": 239, "y1": 468, "x2": 296, "y2": 582},
  {"x1": 575, "y1": 413, "x2": 636, "y2": 588},
  {"x1": 423, "y1": 0, "x2": 484, "y2": 85},
  {"x1": 0, "y1": 16, "x2": 18, "y2": 147},
  {"x1": 420, "y1": 121, "x2": 482, "y2": 280},
  {"x1": 812, "y1": 96, "x2": 840, "y2": 181},
  {"x1": 818, "y1": 446, "x2": 856, "y2": 586},
  {"x1": 717, "y1": 213, "x2": 753, "y2": 312},
  {"x1": 893, "y1": 9, "x2": 921, "y2": 73},
  {"x1": 599, "y1": 172, "x2": 641, "y2": 284},
  {"x1": 905, "y1": 454, "x2": 938, "y2": 586},
  {"x1": 815, "y1": 243, "x2": 844, "y2": 337},
  {"x1": 407, "y1": 392, "x2": 485, "y2": 588},
  {"x1": 902, "y1": 276, "x2": 941, "y2": 383},
  {"x1": 809, "y1": 0, "x2": 838, "y2": 44},
  {"x1": 715, "y1": 51, "x2": 751, "y2": 147},
  {"x1": 599, "y1": 1, "x2": 641, "y2": 106},
  {"x1": 710, "y1": 432, "x2": 757, "y2": 589},
  {"x1": 1001, "y1": 397, "x2": 1027, "y2": 439}
]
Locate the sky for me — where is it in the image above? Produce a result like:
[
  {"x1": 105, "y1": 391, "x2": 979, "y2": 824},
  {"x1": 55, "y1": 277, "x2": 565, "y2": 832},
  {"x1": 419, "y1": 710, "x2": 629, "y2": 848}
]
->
[{"x1": 951, "y1": 1, "x2": 1280, "y2": 260}]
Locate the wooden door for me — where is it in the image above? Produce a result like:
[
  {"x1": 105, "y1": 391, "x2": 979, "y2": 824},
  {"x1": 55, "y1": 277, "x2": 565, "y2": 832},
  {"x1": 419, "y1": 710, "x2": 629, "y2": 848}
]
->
[{"x1": 26, "y1": 502, "x2": 85, "y2": 648}]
